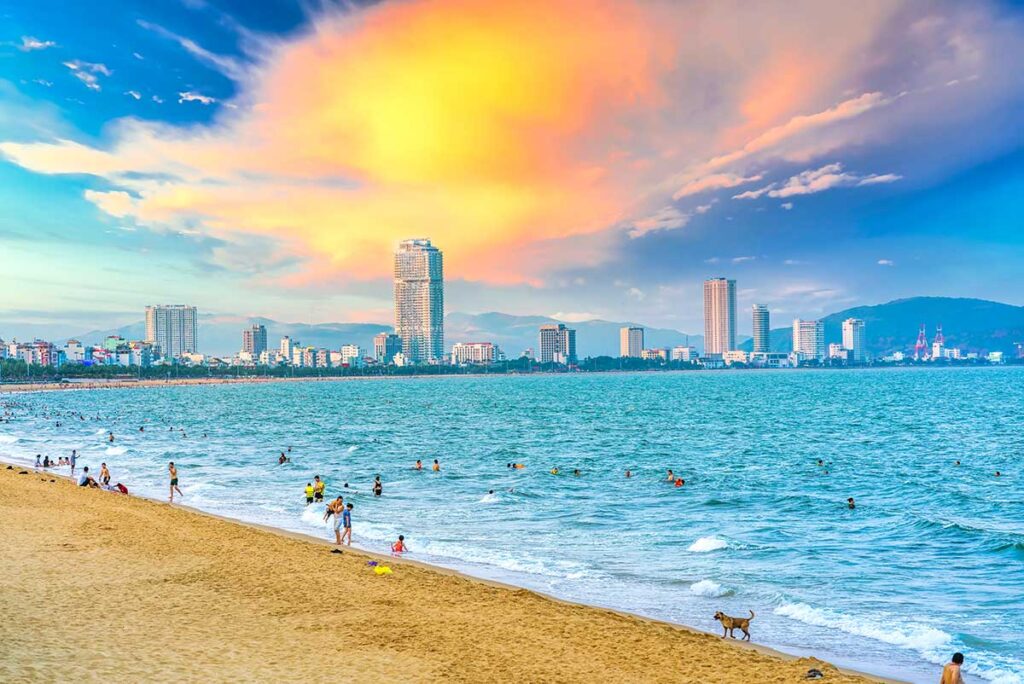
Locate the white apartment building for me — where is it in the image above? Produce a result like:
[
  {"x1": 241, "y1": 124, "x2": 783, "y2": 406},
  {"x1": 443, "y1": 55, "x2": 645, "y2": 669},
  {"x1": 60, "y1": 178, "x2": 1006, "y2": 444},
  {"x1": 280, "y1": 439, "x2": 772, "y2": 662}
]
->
[{"x1": 704, "y1": 278, "x2": 737, "y2": 354}]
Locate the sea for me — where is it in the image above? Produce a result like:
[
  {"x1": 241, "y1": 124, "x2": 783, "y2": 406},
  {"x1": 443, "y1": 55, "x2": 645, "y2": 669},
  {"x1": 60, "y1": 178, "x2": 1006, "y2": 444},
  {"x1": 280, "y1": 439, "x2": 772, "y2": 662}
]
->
[{"x1": 1, "y1": 367, "x2": 1022, "y2": 683}]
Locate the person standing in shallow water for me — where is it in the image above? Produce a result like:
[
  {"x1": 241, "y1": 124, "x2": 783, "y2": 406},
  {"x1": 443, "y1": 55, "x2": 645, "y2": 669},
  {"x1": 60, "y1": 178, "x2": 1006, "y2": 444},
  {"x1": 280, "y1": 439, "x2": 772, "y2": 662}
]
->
[
  {"x1": 168, "y1": 462, "x2": 183, "y2": 502},
  {"x1": 940, "y1": 652, "x2": 965, "y2": 684},
  {"x1": 372, "y1": 475, "x2": 382, "y2": 497}
]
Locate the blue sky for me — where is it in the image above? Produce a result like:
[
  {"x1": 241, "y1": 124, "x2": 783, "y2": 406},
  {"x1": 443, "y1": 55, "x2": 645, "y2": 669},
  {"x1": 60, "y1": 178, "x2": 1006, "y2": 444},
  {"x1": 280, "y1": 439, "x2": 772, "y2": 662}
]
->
[{"x1": 1, "y1": 0, "x2": 1023, "y2": 338}]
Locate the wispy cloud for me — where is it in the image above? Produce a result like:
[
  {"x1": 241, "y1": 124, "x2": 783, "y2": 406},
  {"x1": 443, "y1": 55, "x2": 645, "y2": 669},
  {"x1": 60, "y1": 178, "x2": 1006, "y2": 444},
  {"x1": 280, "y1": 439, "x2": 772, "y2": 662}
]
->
[
  {"x1": 673, "y1": 173, "x2": 762, "y2": 199},
  {"x1": 124, "y1": 90, "x2": 142, "y2": 100},
  {"x1": 178, "y1": 91, "x2": 217, "y2": 105},
  {"x1": 18, "y1": 36, "x2": 57, "y2": 52},
  {"x1": 877, "y1": 259, "x2": 895, "y2": 266},
  {"x1": 734, "y1": 163, "x2": 901, "y2": 199},
  {"x1": 629, "y1": 206, "x2": 690, "y2": 239},
  {"x1": 62, "y1": 60, "x2": 112, "y2": 91},
  {"x1": 137, "y1": 19, "x2": 249, "y2": 81},
  {"x1": 781, "y1": 202, "x2": 793, "y2": 210},
  {"x1": 731, "y1": 256, "x2": 756, "y2": 264}
]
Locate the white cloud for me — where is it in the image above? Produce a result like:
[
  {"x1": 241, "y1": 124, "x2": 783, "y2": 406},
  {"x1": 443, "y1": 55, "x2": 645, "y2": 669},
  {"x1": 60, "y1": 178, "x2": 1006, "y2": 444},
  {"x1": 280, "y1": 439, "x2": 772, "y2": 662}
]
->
[
  {"x1": 694, "y1": 200, "x2": 715, "y2": 214},
  {"x1": 84, "y1": 190, "x2": 137, "y2": 218},
  {"x1": 673, "y1": 173, "x2": 762, "y2": 199},
  {"x1": 178, "y1": 91, "x2": 217, "y2": 105},
  {"x1": 132, "y1": 52, "x2": 145, "y2": 60},
  {"x1": 18, "y1": 36, "x2": 57, "y2": 52},
  {"x1": 781, "y1": 202, "x2": 793, "y2": 210},
  {"x1": 63, "y1": 60, "x2": 112, "y2": 91},
  {"x1": 138, "y1": 19, "x2": 249, "y2": 81},
  {"x1": 628, "y1": 206, "x2": 690, "y2": 238},
  {"x1": 151, "y1": 95, "x2": 164, "y2": 104},
  {"x1": 32, "y1": 79, "x2": 53, "y2": 88},
  {"x1": 877, "y1": 259, "x2": 895, "y2": 266},
  {"x1": 735, "y1": 163, "x2": 901, "y2": 199},
  {"x1": 627, "y1": 287, "x2": 645, "y2": 301},
  {"x1": 783, "y1": 259, "x2": 806, "y2": 265},
  {"x1": 704, "y1": 257, "x2": 721, "y2": 264},
  {"x1": 731, "y1": 256, "x2": 756, "y2": 264},
  {"x1": 124, "y1": 90, "x2": 142, "y2": 100}
]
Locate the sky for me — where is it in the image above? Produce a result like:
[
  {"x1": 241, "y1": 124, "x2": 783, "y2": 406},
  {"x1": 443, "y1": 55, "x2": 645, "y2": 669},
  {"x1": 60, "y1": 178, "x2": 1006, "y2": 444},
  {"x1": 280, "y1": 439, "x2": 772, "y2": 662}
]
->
[{"x1": 1, "y1": 0, "x2": 1023, "y2": 336}]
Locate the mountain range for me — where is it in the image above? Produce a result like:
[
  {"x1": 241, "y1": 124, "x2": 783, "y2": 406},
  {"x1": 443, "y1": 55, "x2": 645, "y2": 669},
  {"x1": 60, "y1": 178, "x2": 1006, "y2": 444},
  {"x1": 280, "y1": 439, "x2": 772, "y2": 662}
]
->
[{"x1": 4, "y1": 296, "x2": 1022, "y2": 358}]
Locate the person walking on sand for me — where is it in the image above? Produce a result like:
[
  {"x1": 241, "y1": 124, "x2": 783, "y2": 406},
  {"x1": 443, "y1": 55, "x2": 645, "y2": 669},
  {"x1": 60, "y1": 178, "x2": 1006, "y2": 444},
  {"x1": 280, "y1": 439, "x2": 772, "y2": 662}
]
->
[
  {"x1": 940, "y1": 652, "x2": 965, "y2": 684},
  {"x1": 341, "y1": 503, "x2": 353, "y2": 546},
  {"x1": 168, "y1": 462, "x2": 183, "y2": 502},
  {"x1": 99, "y1": 462, "x2": 111, "y2": 486}
]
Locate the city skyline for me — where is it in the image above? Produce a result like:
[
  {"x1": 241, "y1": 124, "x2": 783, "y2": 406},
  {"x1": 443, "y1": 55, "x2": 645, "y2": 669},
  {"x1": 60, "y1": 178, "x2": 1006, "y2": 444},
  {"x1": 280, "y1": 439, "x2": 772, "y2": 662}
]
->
[{"x1": 2, "y1": 1, "x2": 1024, "y2": 335}]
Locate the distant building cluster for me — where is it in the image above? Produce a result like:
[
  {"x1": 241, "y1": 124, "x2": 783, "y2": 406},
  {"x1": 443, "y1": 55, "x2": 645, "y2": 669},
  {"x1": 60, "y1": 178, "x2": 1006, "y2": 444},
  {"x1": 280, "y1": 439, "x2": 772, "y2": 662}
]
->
[{"x1": 2, "y1": 246, "x2": 1021, "y2": 373}]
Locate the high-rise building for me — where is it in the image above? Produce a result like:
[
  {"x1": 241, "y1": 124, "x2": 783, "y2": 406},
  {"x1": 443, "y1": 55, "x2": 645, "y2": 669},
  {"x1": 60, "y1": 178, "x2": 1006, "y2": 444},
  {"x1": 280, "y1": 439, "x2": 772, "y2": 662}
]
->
[
  {"x1": 145, "y1": 305, "x2": 197, "y2": 358},
  {"x1": 373, "y1": 332, "x2": 403, "y2": 364},
  {"x1": 752, "y1": 304, "x2": 770, "y2": 353},
  {"x1": 703, "y1": 278, "x2": 736, "y2": 354},
  {"x1": 619, "y1": 326, "x2": 644, "y2": 358},
  {"x1": 538, "y1": 324, "x2": 576, "y2": 364},
  {"x1": 394, "y1": 238, "x2": 444, "y2": 363},
  {"x1": 280, "y1": 336, "x2": 295, "y2": 361},
  {"x1": 841, "y1": 318, "x2": 866, "y2": 362},
  {"x1": 242, "y1": 324, "x2": 267, "y2": 357},
  {"x1": 792, "y1": 319, "x2": 825, "y2": 361}
]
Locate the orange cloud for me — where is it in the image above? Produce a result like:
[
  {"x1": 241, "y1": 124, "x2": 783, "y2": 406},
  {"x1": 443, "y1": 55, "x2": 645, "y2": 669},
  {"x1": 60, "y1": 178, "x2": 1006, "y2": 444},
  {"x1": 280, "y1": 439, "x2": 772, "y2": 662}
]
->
[{"x1": 3, "y1": 0, "x2": 996, "y2": 287}]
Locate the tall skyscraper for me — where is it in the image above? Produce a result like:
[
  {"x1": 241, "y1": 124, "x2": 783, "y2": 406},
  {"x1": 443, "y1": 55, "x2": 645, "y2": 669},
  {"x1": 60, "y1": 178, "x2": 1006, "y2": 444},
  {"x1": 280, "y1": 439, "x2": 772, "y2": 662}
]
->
[
  {"x1": 145, "y1": 305, "x2": 197, "y2": 358},
  {"x1": 394, "y1": 239, "x2": 444, "y2": 363},
  {"x1": 792, "y1": 319, "x2": 825, "y2": 361},
  {"x1": 242, "y1": 324, "x2": 267, "y2": 356},
  {"x1": 703, "y1": 278, "x2": 736, "y2": 354},
  {"x1": 538, "y1": 324, "x2": 576, "y2": 364},
  {"x1": 842, "y1": 318, "x2": 866, "y2": 362},
  {"x1": 619, "y1": 326, "x2": 644, "y2": 358},
  {"x1": 752, "y1": 304, "x2": 770, "y2": 353},
  {"x1": 373, "y1": 332, "x2": 403, "y2": 364}
]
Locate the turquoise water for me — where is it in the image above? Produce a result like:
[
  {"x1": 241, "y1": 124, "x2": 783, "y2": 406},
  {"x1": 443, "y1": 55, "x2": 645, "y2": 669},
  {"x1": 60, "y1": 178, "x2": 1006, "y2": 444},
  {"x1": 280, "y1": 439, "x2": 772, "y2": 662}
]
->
[{"x1": 2, "y1": 367, "x2": 1022, "y2": 683}]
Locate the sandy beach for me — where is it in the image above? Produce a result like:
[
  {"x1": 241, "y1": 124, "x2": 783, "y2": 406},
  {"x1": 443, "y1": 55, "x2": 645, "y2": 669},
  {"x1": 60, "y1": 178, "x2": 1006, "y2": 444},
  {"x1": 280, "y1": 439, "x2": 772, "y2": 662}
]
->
[{"x1": 0, "y1": 465, "x2": 892, "y2": 683}]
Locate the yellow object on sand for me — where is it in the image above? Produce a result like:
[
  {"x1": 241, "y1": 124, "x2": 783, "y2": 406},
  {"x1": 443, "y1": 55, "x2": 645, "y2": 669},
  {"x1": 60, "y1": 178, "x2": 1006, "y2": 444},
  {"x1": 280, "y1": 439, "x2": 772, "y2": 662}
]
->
[{"x1": 374, "y1": 566, "x2": 393, "y2": 575}]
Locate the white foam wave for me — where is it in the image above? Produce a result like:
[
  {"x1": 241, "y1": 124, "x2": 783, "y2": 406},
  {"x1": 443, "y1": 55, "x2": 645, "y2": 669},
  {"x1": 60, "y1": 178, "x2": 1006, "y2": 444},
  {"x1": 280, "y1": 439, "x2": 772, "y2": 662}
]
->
[
  {"x1": 479, "y1": 493, "x2": 499, "y2": 504},
  {"x1": 688, "y1": 536, "x2": 728, "y2": 553},
  {"x1": 105, "y1": 446, "x2": 127, "y2": 456},
  {"x1": 775, "y1": 602, "x2": 952, "y2": 654},
  {"x1": 346, "y1": 445, "x2": 358, "y2": 453},
  {"x1": 689, "y1": 579, "x2": 731, "y2": 597},
  {"x1": 300, "y1": 504, "x2": 328, "y2": 527},
  {"x1": 0, "y1": 434, "x2": 18, "y2": 444}
]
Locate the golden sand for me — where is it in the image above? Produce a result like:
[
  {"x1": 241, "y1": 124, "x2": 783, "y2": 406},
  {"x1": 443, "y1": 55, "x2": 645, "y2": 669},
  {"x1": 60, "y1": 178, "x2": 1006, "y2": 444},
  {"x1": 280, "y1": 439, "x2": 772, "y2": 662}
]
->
[{"x1": 0, "y1": 466, "x2": 890, "y2": 683}]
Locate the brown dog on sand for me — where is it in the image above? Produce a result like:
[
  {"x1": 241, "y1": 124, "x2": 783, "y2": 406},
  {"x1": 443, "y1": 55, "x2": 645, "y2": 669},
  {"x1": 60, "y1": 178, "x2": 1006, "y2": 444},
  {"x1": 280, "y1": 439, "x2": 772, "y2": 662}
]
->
[{"x1": 713, "y1": 610, "x2": 755, "y2": 641}]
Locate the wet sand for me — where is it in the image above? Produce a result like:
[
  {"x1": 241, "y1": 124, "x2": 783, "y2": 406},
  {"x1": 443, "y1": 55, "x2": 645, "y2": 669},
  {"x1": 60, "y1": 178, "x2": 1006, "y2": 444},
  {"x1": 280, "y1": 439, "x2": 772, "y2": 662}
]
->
[{"x1": 0, "y1": 465, "x2": 894, "y2": 683}]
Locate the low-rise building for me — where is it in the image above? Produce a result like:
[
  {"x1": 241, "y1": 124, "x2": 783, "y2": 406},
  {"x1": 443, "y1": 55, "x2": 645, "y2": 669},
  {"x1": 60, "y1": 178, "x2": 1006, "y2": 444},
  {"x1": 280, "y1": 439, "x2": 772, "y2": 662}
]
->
[{"x1": 451, "y1": 342, "x2": 497, "y2": 365}]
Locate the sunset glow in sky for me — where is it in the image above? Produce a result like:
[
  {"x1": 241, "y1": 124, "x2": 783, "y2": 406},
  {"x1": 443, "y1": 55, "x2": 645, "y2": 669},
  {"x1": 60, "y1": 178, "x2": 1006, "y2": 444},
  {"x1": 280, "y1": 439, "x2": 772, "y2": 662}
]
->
[{"x1": 2, "y1": 0, "x2": 1024, "y2": 334}]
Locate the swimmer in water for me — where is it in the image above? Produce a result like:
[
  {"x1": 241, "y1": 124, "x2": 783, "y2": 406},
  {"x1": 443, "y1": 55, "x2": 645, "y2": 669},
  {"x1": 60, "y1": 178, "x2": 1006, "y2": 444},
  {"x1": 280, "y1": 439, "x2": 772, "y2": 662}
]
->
[
  {"x1": 415, "y1": 460, "x2": 422, "y2": 470},
  {"x1": 955, "y1": 460, "x2": 961, "y2": 466},
  {"x1": 488, "y1": 490, "x2": 494, "y2": 495},
  {"x1": 666, "y1": 469, "x2": 674, "y2": 482},
  {"x1": 550, "y1": 467, "x2": 559, "y2": 475},
  {"x1": 372, "y1": 475, "x2": 383, "y2": 497},
  {"x1": 573, "y1": 469, "x2": 581, "y2": 477},
  {"x1": 817, "y1": 459, "x2": 824, "y2": 467},
  {"x1": 432, "y1": 459, "x2": 440, "y2": 472},
  {"x1": 391, "y1": 535, "x2": 408, "y2": 553},
  {"x1": 278, "y1": 453, "x2": 288, "y2": 465},
  {"x1": 625, "y1": 469, "x2": 632, "y2": 478},
  {"x1": 995, "y1": 471, "x2": 1001, "y2": 477},
  {"x1": 139, "y1": 426, "x2": 144, "y2": 432},
  {"x1": 313, "y1": 475, "x2": 325, "y2": 502},
  {"x1": 304, "y1": 482, "x2": 314, "y2": 505},
  {"x1": 674, "y1": 478, "x2": 685, "y2": 487},
  {"x1": 108, "y1": 432, "x2": 115, "y2": 443},
  {"x1": 847, "y1": 497, "x2": 856, "y2": 509}
]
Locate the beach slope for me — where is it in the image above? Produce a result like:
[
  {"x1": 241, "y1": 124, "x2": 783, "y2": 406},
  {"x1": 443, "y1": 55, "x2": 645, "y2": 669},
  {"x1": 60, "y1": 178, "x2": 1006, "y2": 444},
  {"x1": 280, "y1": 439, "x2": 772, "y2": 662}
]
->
[{"x1": 0, "y1": 467, "x2": 881, "y2": 683}]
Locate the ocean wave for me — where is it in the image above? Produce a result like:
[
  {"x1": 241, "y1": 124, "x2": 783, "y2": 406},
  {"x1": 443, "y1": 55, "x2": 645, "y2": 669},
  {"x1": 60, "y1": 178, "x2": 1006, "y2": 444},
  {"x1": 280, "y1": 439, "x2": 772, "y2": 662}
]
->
[
  {"x1": 479, "y1": 492, "x2": 500, "y2": 504},
  {"x1": 0, "y1": 434, "x2": 19, "y2": 444},
  {"x1": 689, "y1": 579, "x2": 733, "y2": 598},
  {"x1": 688, "y1": 536, "x2": 727, "y2": 553},
  {"x1": 105, "y1": 446, "x2": 127, "y2": 456},
  {"x1": 775, "y1": 602, "x2": 951, "y2": 654}
]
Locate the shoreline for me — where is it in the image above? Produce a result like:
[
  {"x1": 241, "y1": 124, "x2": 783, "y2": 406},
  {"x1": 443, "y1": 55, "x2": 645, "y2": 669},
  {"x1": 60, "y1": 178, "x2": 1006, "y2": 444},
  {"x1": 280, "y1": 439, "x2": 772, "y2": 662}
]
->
[{"x1": 1, "y1": 458, "x2": 900, "y2": 683}]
